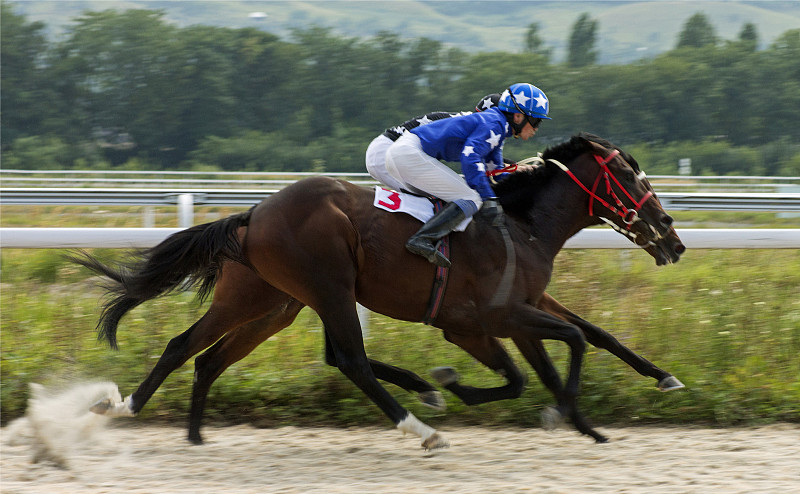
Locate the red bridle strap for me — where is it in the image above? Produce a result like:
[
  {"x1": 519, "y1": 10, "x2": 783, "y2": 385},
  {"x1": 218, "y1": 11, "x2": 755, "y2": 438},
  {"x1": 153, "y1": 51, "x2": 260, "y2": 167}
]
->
[{"x1": 550, "y1": 149, "x2": 654, "y2": 229}]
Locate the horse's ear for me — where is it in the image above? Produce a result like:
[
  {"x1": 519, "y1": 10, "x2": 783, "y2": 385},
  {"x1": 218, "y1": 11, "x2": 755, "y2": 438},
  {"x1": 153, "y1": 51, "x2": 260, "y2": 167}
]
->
[{"x1": 580, "y1": 135, "x2": 608, "y2": 155}]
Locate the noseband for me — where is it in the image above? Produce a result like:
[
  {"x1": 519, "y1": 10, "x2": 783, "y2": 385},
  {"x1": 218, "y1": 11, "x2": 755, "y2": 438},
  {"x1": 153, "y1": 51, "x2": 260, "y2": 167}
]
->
[{"x1": 550, "y1": 149, "x2": 653, "y2": 230}]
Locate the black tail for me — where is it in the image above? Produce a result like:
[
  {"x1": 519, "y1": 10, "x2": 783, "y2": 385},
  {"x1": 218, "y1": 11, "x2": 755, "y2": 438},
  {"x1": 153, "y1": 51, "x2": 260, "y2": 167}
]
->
[{"x1": 69, "y1": 209, "x2": 252, "y2": 349}]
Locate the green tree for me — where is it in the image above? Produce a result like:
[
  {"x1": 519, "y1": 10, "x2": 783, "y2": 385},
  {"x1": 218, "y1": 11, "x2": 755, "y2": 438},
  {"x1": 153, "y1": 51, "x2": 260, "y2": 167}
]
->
[
  {"x1": 737, "y1": 22, "x2": 759, "y2": 52},
  {"x1": 53, "y1": 10, "x2": 186, "y2": 164},
  {"x1": 226, "y1": 29, "x2": 300, "y2": 133},
  {"x1": 759, "y1": 30, "x2": 800, "y2": 144},
  {"x1": 567, "y1": 13, "x2": 598, "y2": 67},
  {"x1": 676, "y1": 13, "x2": 718, "y2": 49},
  {"x1": 524, "y1": 22, "x2": 552, "y2": 60},
  {"x1": 0, "y1": 4, "x2": 57, "y2": 145}
]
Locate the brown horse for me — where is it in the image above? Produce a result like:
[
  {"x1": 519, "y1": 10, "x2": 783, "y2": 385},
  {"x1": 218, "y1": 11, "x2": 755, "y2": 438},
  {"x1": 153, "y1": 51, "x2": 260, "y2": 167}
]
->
[
  {"x1": 182, "y1": 261, "x2": 685, "y2": 446},
  {"x1": 74, "y1": 133, "x2": 684, "y2": 449}
]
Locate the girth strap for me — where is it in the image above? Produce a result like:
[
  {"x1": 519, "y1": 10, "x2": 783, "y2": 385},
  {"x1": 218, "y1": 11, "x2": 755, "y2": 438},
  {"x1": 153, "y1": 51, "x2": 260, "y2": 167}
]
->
[{"x1": 421, "y1": 200, "x2": 452, "y2": 325}]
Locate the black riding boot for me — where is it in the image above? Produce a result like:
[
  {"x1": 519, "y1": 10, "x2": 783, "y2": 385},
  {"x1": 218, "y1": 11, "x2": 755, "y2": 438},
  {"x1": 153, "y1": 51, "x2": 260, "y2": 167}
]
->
[{"x1": 405, "y1": 202, "x2": 467, "y2": 268}]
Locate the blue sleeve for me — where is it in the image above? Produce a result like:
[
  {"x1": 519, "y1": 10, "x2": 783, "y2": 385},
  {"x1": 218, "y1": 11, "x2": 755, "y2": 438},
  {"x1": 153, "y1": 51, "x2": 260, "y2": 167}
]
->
[
  {"x1": 459, "y1": 124, "x2": 506, "y2": 200},
  {"x1": 488, "y1": 145, "x2": 504, "y2": 173}
]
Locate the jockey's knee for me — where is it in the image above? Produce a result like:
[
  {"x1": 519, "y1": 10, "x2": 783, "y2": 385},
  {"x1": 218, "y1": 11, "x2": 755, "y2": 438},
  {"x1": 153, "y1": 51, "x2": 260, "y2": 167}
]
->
[{"x1": 453, "y1": 198, "x2": 479, "y2": 217}]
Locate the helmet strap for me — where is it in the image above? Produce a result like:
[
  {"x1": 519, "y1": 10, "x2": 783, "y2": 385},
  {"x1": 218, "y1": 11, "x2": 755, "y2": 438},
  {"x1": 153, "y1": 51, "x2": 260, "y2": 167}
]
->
[{"x1": 506, "y1": 113, "x2": 526, "y2": 136}]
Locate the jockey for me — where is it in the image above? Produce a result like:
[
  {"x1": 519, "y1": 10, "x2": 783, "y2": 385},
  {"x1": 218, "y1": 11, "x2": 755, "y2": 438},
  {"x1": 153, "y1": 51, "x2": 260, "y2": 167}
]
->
[
  {"x1": 365, "y1": 94, "x2": 503, "y2": 192},
  {"x1": 366, "y1": 111, "x2": 470, "y2": 191},
  {"x1": 384, "y1": 83, "x2": 551, "y2": 268}
]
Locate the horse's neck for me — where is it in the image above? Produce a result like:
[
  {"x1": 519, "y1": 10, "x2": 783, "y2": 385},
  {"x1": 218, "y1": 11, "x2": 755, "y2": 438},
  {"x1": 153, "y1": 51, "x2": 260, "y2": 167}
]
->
[{"x1": 524, "y1": 182, "x2": 595, "y2": 258}]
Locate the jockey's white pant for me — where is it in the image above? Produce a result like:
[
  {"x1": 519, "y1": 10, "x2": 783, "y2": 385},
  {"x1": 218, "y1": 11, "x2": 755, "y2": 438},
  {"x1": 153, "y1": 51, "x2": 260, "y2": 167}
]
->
[
  {"x1": 384, "y1": 133, "x2": 482, "y2": 210},
  {"x1": 365, "y1": 135, "x2": 406, "y2": 192}
]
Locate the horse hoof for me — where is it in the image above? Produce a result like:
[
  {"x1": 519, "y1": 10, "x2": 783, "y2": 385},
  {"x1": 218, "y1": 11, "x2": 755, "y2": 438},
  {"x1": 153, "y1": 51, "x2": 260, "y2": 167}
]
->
[
  {"x1": 430, "y1": 367, "x2": 460, "y2": 386},
  {"x1": 422, "y1": 433, "x2": 449, "y2": 451},
  {"x1": 89, "y1": 398, "x2": 113, "y2": 415},
  {"x1": 188, "y1": 434, "x2": 204, "y2": 445},
  {"x1": 541, "y1": 406, "x2": 565, "y2": 431},
  {"x1": 418, "y1": 391, "x2": 447, "y2": 411},
  {"x1": 657, "y1": 376, "x2": 685, "y2": 392},
  {"x1": 595, "y1": 435, "x2": 610, "y2": 444},
  {"x1": 89, "y1": 395, "x2": 135, "y2": 417}
]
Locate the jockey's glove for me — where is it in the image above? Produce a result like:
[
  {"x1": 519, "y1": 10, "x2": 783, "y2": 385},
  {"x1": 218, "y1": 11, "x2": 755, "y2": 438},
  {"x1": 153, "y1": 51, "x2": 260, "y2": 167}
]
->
[{"x1": 480, "y1": 199, "x2": 504, "y2": 227}]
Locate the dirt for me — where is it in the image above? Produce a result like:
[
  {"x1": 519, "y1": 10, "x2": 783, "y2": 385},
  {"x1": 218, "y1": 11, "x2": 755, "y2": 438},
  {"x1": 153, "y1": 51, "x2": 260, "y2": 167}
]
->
[{"x1": 2, "y1": 421, "x2": 798, "y2": 493}]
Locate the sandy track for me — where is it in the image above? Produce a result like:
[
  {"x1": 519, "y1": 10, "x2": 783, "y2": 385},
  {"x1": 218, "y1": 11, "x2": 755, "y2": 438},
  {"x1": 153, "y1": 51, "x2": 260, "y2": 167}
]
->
[{"x1": 2, "y1": 422, "x2": 798, "y2": 493}]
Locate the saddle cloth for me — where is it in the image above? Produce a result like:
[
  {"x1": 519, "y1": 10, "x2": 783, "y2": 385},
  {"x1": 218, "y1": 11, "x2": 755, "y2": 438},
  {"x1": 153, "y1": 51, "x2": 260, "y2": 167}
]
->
[{"x1": 372, "y1": 186, "x2": 471, "y2": 232}]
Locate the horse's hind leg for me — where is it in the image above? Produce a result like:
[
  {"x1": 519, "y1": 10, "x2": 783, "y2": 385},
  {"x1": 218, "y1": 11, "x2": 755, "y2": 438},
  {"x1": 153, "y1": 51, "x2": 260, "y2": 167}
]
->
[
  {"x1": 430, "y1": 331, "x2": 527, "y2": 406},
  {"x1": 92, "y1": 264, "x2": 288, "y2": 419},
  {"x1": 317, "y1": 298, "x2": 447, "y2": 449},
  {"x1": 323, "y1": 330, "x2": 445, "y2": 410},
  {"x1": 189, "y1": 298, "x2": 305, "y2": 444},
  {"x1": 537, "y1": 294, "x2": 684, "y2": 391}
]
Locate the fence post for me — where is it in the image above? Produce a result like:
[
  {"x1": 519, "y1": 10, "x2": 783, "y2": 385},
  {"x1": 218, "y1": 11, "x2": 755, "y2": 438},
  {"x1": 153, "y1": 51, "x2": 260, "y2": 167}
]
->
[
  {"x1": 178, "y1": 194, "x2": 194, "y2": 228},
  {"x1": 143, "y1": 206, "x2": 155, "y2": 227}
]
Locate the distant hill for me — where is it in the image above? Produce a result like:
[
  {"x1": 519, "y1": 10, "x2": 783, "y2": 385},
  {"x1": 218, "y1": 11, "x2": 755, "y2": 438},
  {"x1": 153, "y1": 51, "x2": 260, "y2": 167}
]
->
[{"x1": 9, "y1": 1, "x2": 800, "y2": 63}]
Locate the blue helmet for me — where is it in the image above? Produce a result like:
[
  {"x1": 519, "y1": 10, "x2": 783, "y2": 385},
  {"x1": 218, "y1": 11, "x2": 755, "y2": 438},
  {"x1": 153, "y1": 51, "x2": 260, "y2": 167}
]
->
[{"x1": 497, "y1": 83, "x2": 551, "y2": 120}]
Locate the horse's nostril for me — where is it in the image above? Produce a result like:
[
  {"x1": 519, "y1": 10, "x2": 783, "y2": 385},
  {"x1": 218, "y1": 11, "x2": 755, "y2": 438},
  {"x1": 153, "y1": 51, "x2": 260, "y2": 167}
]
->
[{"x1": 675, "y1": 243, "x2": 686, "y2": 254}]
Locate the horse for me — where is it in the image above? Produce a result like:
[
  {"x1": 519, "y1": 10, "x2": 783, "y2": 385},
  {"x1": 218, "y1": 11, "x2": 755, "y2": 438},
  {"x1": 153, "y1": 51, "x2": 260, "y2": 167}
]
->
[
  {"x1": 73, "y1": 133, "x2": 684, "y2": 449},
  {"x1": 179, "y1": 262, "x2": 685, "y2": 446}
]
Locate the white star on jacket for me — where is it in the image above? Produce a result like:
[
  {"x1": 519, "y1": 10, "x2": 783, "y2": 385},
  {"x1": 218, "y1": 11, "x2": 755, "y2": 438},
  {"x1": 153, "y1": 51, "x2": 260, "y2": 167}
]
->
[
  {"x1": 462, "y1": 145, "x2": 475, "y2": 157},
  {"x1": 485, "y1": 130, "x2": 501, "y2": 149},
  {"x1": 417, "y1": 115, "x2": 433, "y2": 125}
]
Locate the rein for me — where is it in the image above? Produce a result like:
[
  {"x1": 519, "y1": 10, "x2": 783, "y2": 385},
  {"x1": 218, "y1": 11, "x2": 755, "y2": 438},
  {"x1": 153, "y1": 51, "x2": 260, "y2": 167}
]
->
[
  {"x1": 486, "y1": 163, "x2": 518, "y2": 177},
  {"x1": 548, "y1": 149, "x2": 653, "y2": 230}
]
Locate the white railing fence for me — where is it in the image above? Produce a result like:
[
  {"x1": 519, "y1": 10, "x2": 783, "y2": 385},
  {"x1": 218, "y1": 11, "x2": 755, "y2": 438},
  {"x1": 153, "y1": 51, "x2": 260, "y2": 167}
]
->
[{"x1": 1, "y1": 227, "x2": 798, "y2": 249}]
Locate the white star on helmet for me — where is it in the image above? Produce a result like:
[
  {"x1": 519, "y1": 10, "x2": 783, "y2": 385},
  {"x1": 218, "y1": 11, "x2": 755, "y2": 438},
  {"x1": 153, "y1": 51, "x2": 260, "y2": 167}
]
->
[
  {"x1": 513, "y1": 90, "x2": 530, "y2": 106},
  {"x1": 533, "y1": 92, "x2": 548, "y2": 109}
]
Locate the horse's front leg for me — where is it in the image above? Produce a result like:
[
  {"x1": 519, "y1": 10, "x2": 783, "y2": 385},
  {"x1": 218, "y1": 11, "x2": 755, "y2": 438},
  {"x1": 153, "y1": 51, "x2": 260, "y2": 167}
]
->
[
  {"x1": 429, "y1": 332, "x2": 527, "y2": 406},
  {"x1": 500, "y1": 306, "x2": 606, "y2": 442},
  {"x1": 537, "y1": 294, "x2": 684, "y2": 391},
  {"x1": 512, "y1": 336, "x2": 608, "y2": 443}
]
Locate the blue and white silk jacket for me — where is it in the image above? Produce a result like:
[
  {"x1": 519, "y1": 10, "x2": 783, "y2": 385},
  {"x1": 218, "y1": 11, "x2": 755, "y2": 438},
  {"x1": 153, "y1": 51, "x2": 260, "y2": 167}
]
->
[{"x1": 410, "y1": 107, "x2": 511, "y2": 200}]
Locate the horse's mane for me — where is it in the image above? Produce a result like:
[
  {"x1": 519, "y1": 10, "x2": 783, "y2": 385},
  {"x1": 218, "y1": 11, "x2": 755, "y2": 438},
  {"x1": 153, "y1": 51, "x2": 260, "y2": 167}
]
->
[{"x1": 493, "y1": 133, "x2": 638, "y2": 216}]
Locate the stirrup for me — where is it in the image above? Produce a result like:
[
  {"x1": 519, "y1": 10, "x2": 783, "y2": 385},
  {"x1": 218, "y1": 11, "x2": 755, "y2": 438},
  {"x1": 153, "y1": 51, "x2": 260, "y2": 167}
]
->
[{"x1": 406, "y1": 239, "x2": 450, "y2": 268}]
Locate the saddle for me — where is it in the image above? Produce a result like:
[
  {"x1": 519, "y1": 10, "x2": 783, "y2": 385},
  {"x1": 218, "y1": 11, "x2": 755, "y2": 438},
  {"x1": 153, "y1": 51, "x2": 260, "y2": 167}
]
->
[{"x1": 372, "y1": 187, "x2": 454, "y2": 324}]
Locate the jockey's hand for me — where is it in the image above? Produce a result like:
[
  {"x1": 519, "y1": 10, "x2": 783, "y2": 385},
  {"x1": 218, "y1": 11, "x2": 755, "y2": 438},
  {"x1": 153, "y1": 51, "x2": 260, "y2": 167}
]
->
[{"x1": 480, "y1": 199, "x2": 504, "y2": 227}]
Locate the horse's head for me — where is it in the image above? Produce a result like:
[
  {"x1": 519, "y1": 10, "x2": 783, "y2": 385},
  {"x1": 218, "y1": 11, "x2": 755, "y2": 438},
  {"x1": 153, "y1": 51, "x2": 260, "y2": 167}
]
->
[{"x1": 548, "y1": 133, "x2": 685, "y2": 265}]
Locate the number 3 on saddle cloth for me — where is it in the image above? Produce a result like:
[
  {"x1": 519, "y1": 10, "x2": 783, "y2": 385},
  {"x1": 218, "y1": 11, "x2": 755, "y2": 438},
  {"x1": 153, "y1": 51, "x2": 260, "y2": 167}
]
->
[{"x1": 373, "y1": 186, "x2": 472, "y2": 325}]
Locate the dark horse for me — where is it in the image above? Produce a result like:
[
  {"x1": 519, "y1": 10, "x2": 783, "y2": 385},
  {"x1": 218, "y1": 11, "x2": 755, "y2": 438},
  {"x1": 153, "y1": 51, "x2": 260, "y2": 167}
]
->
[{"x1": 74, "y1": 133, "x2": 684, "y2": 449}]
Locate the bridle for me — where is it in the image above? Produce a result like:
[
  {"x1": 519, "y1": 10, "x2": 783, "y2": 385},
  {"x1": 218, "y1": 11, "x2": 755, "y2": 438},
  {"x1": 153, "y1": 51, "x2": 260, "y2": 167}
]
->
[
  {"x1": 519, "y1": 150, "x2": 654, "y2": 232},
  {"x1": 552, "y1": 149, "x2": 653, "y2": 230}
]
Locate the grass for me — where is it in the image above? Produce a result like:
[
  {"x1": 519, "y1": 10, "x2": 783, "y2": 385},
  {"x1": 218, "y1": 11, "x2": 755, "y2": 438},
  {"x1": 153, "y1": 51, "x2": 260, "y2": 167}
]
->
[{"x1": 2, "y1": 247, "x2": 798, "y2": 429}]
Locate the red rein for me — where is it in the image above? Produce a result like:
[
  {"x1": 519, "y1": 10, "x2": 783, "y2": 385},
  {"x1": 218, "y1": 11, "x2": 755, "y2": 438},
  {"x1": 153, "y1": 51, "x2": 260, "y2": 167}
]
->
[{"x1": 555, "y1": 150, "x2": 653, "y2": 230}]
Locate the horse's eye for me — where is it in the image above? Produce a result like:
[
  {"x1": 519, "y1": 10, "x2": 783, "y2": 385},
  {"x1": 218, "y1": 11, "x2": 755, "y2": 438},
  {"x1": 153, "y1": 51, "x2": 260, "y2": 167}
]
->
[{"x1": 623, "y1": 169, "x2": 636, "y2": 182}]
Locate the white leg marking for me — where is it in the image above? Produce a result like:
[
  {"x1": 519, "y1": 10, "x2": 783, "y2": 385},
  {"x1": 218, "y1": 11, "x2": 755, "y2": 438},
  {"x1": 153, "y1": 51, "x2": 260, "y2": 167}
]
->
[
  {"x1": 90, "y1": 394, "x2": 136, "y2": 417},
  {"x1": 397, "y1": 412, "x2": 449, "y2": 450},
  {"x1": 397, "y1": 413, "x2": 436, "y2": 441}
]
